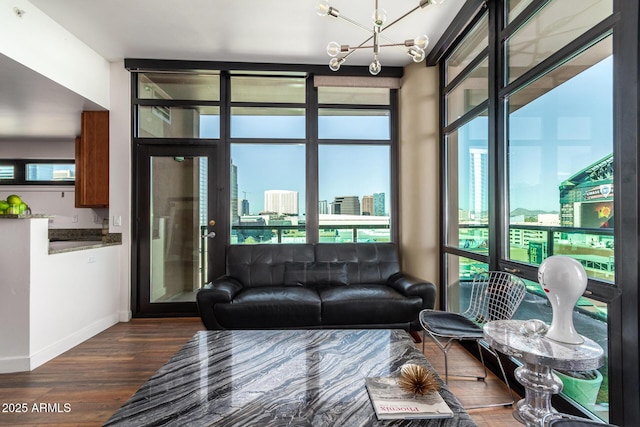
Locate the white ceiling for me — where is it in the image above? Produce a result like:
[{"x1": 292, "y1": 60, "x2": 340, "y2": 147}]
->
[{"x1": 1, "y1": 0, "x2": 465, "y2": 141}]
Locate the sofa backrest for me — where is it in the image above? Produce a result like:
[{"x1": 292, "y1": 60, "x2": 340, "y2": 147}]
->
[
  {"x1": 314, "y1": 243, "x2": 400, "y2": 285},
  {"x1": 226, "y1": 243, "x2": 401, "y2": 287},
  {"x1": 227, "y1": 244, "x2": 315, "y2": 287}
]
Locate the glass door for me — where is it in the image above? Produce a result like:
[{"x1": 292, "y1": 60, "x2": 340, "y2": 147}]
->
[{"x1": 135, "y1": 144, "x2": 223, "y2": 315}]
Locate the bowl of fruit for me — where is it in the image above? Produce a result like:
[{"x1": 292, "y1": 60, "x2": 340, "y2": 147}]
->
[{"x1": 0, "y1": 194, "x2": 30, "y2": 216}]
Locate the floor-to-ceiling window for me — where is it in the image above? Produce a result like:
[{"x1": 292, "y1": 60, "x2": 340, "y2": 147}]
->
[
  {"x1": 442, "y1": 9, "x2": 490, "y2": 314},
  {"x1": 229, "y1": 73, "x2": 308, "y2": 244},
  {"x1": 439, "y1": 0, "x2": 637, "y2": 423},
  {"x1": 127, "y1": 62, "x2": 401, "y2": 316},
  {"x1": 229, "y1": 74, "x2": 396, "y2": 245},
  {"x1": 317, "y1": 84, "x2": 395, "y2": 243}
]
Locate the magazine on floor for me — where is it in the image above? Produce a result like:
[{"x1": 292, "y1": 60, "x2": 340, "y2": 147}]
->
[{"x1": 365, "y1": 376, "x2": 454, "y2": 420}]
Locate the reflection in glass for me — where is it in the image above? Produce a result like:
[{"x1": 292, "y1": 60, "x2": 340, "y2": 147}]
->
[
  {"x1": 231, "y1": 76, "x2": 305, "y2": 103},
  {"x1": 231, "y1": 107, "x2": 305, "y2": 139},
  {"x1": 446, "y1": 58, "x2": 489, "y2": 124},
  {"x1": 445, "y1": 113, "x2": 489, "y2": 252},
  {"x1": 150, "y1": 156, "x2": 207, "y2": 303},
  {"x1": 506, "y1": 0, "x2": 534, "y2": 24},
  {"x1": 138, "y1": 106, "x2": 220, "y2": 138},
  {"x1": 26, "y1": 163, "x2": 75, "y2": 181},
  {"x1": 507, "y1": 37, "x2": 613, "y2": 280},
  {"x1": 445, "y1": 13, "x2": 488, "y2": 85},
  {"x1": 318, "y1": 109, "x2": 390, "y2": 140},
  {"x1": 231, "y1": 144, "x2": 305, "y2": 244},
  {"x1": 319, "y1": 145, "x2": 391, "y2": 243},
  {"x1": 506, "y1": 0, "x2": 612, "y2": 83},
  {"x1": 138, "y1": 72, "x2": 220, "y2": 101},
  {"x1": 318, "y1": 86, "x2": 390, "y2": 105},
  {"x1": 0, "y1": 165, "x2": 14, "y2": 180}
]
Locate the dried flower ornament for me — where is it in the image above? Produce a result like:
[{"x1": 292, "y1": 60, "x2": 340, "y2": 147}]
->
[{"x1": 398, "y1": 364, "x2": 440, "y2": 395}]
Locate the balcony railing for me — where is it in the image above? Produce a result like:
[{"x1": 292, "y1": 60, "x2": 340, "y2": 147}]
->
[
  {"x1": 230, "y1": 224, "x2": 391, "y2": 244},
  {"x1": 456, "y1": 223, "x2": 614, "y2": 280}
]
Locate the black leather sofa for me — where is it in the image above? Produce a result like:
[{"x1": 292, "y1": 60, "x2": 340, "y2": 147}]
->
[{"x1": 196, "y1": 243, "x2": 436, "y2": 332}]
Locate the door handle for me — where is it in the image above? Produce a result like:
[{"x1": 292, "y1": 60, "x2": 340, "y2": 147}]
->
[{"x1": 205, "y1": 232, "x2": 216, "y2": 239}]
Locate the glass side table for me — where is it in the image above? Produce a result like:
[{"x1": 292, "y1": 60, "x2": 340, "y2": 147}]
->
[{"x1": 483, "y1": 319, "x2": 604, "y2": 427}]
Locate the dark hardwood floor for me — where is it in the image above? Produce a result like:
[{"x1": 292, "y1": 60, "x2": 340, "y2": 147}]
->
[{"x1": 0, "y1": 318, "x2": 518, "y2": 426}]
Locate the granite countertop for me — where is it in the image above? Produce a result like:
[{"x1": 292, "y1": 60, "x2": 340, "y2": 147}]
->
[
  {"x1": 0, "y1": 214, "x2": 54, "y2": 219},
  {"x1": 48, "y1": 239, "x2": 122, "y2": 254},
  {"x1": 48, "y1": 228, "x2": 122, "y2": 254}
]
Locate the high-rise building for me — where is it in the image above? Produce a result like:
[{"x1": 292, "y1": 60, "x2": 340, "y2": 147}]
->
[
  {"x1": 469, "y1": 148, "x2": 488, "y2": 221},
  {"x1": 264, "y1": 190, "x2": 299, "y2": 215},
  {"x1": 332, "y1": 196, "x2": 360, "y2": 215},
  {"x1": 27, "y1": 164, "x2": 53, "y2": 180},
  {"x1": 231, "y1": 162, "x2": 239, "y2": 222},
  {"x1": 319, "y1": 200, "x2": 329, "y2": 215},
  {"x1": 373, "y1": 192, "x2": 385, "y2": 216},
  {"x1": 362, "y1": 195, "x2": 373, "y2": 215},
  {"x1": 241, "y1": 199, "x2": 250, "y2": 216}
]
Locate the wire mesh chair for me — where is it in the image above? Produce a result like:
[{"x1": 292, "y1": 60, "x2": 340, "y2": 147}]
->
[{"x1": 419, "y1": 271, "x2": 527, "y2": 409}]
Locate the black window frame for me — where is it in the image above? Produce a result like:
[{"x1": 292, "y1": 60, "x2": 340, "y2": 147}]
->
[
  {"x1": 0, "y1": 159, "x2": 75, "y2": 185},
  {"x1": 437, "y1": 0, "x2": 639, "y2": 424},
  {"x1": 126, "y1": 60, "x2": 402, "y2": 246}
]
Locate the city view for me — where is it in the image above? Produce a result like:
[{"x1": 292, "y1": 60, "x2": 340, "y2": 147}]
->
[
  {"x1": 455, "y1": 55, "x2": 614, "y2": 283},
  {"x1": 230, "y1": 144, "x2": 391, "y2": 244},
  {"x1": 448, "y1": 52, "x2": 614, "y2": 420}
]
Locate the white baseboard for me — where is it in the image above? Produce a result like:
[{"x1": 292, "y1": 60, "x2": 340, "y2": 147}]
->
[
  {"x1": 0, "y1": 313, "x2": 119, "y2": 374},
  {"x1": 119, "y1": 310, "x2": 132, "y2": 322},
  {"x1": 0, "y1": 356, "x2": 31, "y2": 374}
]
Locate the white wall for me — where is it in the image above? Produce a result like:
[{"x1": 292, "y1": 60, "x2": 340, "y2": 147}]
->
[
  {"x1": 0, "y1": 0, "x2": 109, "y2": 108},
  {"x1": 0, "y1": 219, "x2": 31, "y2": 372},
  {"x1": 0, "y1": 187, "x2": 106, "y2": 229},
  {"x1": 109, "y1": 61, "x2": 132, "y2": 321},
  {"x1": 399, "y1": 62, "x2": 441, "y2": 305},
  {"x1": 1, "y1": 140, "x2": 74, "y2": 158},
  {"x1": 0, "y1": 218, "x2": 120, "y2": 373},
  {"x1": 30, "y1": 235, "x2": 120, "y2": 370}
]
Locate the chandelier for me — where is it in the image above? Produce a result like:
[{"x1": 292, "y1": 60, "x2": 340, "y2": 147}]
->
[{"x1": 315, "y1": 0, "x2": 444, "y2": 75}]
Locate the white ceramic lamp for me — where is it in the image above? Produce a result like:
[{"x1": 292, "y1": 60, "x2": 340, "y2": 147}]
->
[{"x1": 537, "y1": 256, "x2": 587, "y2": 345}]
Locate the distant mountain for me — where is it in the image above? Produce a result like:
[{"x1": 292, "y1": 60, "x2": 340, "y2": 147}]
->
[{"x1": 510, "y1": 208, "x2": 559, "y2": 217}]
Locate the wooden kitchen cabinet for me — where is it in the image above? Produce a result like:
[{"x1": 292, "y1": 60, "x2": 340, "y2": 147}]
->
[{"x1": 76, "y1": 111, "x2": 109, "y2": 207}]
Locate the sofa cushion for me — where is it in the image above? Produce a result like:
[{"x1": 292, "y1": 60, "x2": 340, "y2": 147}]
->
[
  {"x1": 227, "y1": 244, "x2": 315, "y2": 288},
  {"x1": 314, "y1": 243, "x2": 400, "y2": 285},
  {"x1": 319, "y1": 285, "x2": 423, "y2": 325},
  {"x1": 214, "y1": 287, "x2": 322, "y2": 328},
  {"x1": 284, "y1": 261, "x2": 349, "y2": 288}
]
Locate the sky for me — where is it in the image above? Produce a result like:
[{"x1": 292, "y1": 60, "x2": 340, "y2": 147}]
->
[
  {"x1": 201, "y1": 112, "x2": 392, "y2": 216},
  {"x1": 458, "y1": 55, "x2": 613, "y2": 213},
  {"x1": 226, "y1": 113, "x2": 392, "y2": 216},
  {"x1": 232, "y1": 143, "x2": 391, "y2": 216}
]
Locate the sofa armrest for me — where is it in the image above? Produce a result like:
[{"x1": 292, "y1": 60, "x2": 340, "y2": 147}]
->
[
  {"x1": 196, "y1": 276, "x2": 244, "y2": 330},
  {"x1": 387, "y1": 272, "x2": 437, "y2": 310}
]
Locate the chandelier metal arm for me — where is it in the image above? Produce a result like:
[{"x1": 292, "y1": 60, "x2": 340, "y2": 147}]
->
[
  {"x1": 346, "y1": 42, "x2": 414, "y2": 50},
  {"x1": 379, "y1": 5, "x2": 422, "y2": 33},
  {"x1": 340, "y1": 37, "x2": 373, "y2": 61},
  {"x1": 337, "y1": 14, "x2": 375, "y2": 34},
  {"x1": 337, "y1": 4, "x2": 426, "y2": 46}
]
